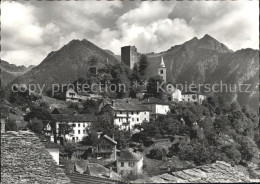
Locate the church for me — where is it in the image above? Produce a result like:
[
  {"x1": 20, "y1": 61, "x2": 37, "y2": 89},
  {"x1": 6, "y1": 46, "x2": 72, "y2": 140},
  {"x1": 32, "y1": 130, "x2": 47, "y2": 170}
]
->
[{"x1": 157, "y1": 56, "x2": 182, "y2": 102}]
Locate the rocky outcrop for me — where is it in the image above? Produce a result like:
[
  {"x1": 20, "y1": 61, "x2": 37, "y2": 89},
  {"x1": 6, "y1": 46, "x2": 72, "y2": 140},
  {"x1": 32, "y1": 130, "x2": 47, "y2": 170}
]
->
[
  {"x1": 1, "y1": 131, "x2": 70, "y2": 184},
  {"x1": 132, "y1": 161, "x2": 250, "y2": 183}
]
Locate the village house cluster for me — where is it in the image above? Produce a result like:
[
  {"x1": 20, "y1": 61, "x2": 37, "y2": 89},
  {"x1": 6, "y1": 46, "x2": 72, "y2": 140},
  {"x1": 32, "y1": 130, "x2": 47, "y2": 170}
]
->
[{"x1": 1, "y1": 45, "x2": 207, "y2": 180}]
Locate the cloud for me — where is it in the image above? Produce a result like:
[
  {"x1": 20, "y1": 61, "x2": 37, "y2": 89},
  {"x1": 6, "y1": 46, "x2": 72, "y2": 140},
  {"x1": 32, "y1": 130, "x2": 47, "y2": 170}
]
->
[
  {"x1": 1, "y1": 0, "x2": 122, "y2": 66},
  {"x1": 1, "y1": 1, "x2": 258, "y2": 67},
  {"x1": 93, "y1": 1, "x2": 195, "y2": 54}
]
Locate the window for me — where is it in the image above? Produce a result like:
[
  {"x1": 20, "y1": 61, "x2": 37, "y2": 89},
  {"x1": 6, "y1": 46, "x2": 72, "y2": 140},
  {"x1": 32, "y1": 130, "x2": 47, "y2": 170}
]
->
[
  {"x1": 168, "y1": 97, "x2": 172, "y2": 101},
  {"x1": 160, "y1": 70, "x2": 163, "y2": 74},
  {"x1": 72, "y1": 137, "x2": 75, "y2": 142},
  {"x1": 137, "y1": 112, "x2": 140, "y2": 115},
  {"x1": 72, "y1": 124, "x2": 76, "y2": 127},
  {"x1": 119, "y1": 118, "x2": 121, "y2": 122},
  {"x1": 83, "y1": 124, "x2": 85, "y2": 127},
  {"x1": 137, "y1": 118, "x2": 139, "y2": 122},
  {"x1": 120, "y1": 111, "x2": 122, "y2": 114},
  {"x1": 73, "y1": 130, "x2": 75, "y2": 134},
  {"x1": 144, "y1": 112, "x2": 146, "y2": 114},
  {"x1": 129, "y1": 162, "x2": 135, "y2": 167},
  {"x1": 78, "y1": 130, "x2": 80, "y2": 134},
  {"x1": 83, "y1": 130, "x2": 86, "y2": 134},
  {"x1": 132, "y1": 118, "x2": 134, "y2": 122},
  {"x1": 131, "y1": 111, "x2": 134, "y2": 115},
  {"x1": 144, "y1": 118, "x2": 147, "y2": 121},
  {"x1": 76, "y1": 137, "x2": 78, "y2": 141},
  {"x1": 121, "y1": 162, "x2": 124, "y2": 167},
  {"x1": 78, "y1": 124, "x2": 80, "y2": 127}
]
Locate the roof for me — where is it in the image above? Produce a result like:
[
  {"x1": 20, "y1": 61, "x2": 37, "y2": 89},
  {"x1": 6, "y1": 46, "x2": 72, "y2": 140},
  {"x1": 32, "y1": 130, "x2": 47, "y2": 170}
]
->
[
  {"x1": 117, "y1": 149, "x2": 143, "y2": 162},
  {"x1": 131, "y1": 161, "x2": 250, "y2": 183},
  {"x1": 52, "y1": 114, "x2": 96, "y2": 122},
  {"x1": 108, "y1": 99, "x2": 149, "y2": 112},
  {"x1": 1, "y1": 131, "x2": 70, "y2": 183},
  {"x1": 77, "y1": 90, "x2": 90, "y2": 96},
  {"x1": 142, "y1": 97, "x2": 170, "y2": 105},
  {"x1": 67, "y1": 173, "x2": 124, "y2": 184},
  {"x1": 51, "y1": 108, "x2": 78, "y2": 115},
  {"x1": 74, "y1": 161, "x2": 122, "y2": 180},
  {"x1": 94, "y1": 134, "x2": 117, "y2": 146}
]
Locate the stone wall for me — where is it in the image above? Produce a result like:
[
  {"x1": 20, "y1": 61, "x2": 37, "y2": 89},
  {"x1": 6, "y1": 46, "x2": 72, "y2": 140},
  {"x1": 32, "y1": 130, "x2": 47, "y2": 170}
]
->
[{"x1": 1, "y1": 131, "x2": 70, "y2": 184}]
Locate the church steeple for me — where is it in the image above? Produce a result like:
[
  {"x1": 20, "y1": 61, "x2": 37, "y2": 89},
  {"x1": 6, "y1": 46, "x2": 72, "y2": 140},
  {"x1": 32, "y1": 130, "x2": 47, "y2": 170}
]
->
[
  {"x1": 159, "y1": 56, "x2": 166, "y2": 68},
  {"x1": 158, "y1": 56, "x2": 166, "y2": 82}
]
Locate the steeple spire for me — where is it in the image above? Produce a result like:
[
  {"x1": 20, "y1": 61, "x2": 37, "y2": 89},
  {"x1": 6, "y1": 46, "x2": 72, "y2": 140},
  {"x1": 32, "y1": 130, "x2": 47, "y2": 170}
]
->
[{"x1": 159, "y1": 56, "x2": 165, "y2": 68}]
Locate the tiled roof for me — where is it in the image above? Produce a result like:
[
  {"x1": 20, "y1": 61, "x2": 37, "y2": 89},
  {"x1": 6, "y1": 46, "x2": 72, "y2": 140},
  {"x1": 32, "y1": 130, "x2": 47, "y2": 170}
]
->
[
  {"x1": 117, "y1": 149, "x2": 143, "y2": 162},
  {"x1": 94, "y1": 134, "x2": 117, "y2": 145},
  {"x1": 132, "y1": 161, "x2": 250, "y2": 183},
  {"x1": 52, "y1": 114, "x2": 96, "y2": 122},
  {"x1": 75, "y1": 161, "x2": 122, "y2": 180},
  {"x1": 110, "y1": 99, "x2": 149, "y2": 112},
  {"x1": 77, "y1": 90, "x2": 90, "y2": 96},
  {"x1": 68, "y1": 173, "x2": 125, "y2": 184},
  {"x1": 1, "y1": 131, "x2": 70, "y2": 183},
  {"x1": 142, "y1": 97, "x2": 170, "y2": 105},
  {"x1": 51, "y1": 108, "x2": 78, "y2": 115}
]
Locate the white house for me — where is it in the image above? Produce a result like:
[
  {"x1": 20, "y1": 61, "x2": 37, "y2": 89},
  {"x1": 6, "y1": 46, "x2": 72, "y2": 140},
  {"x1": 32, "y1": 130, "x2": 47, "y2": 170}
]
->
[
  {"x1": 117, "y1": 149, "x2": 143, "y2": 176},
  {"x1": 101, "y1": 99, "x2": 150, "y2": 131},
  {"x1": 66, "y1": 88, "x2": 80, "y2": 102},
  {"x1": 165, "y1": 84, "x2": 182, "y2": 102},
  {"x1": 66, "y1": 88, "x2": 102, "y2": 103},
  {"x1": 52, "y1": 114, "x2": 95, "y2": 142},
  {"x1": 45, "y1": 144, "x2": 60, "y2": 165},
  {"x1": 142, "y1": 97, "x2": 170, "y2": 115},
  {"x1": 182, "y1": 91, "x2": 206, "y2": 104}
]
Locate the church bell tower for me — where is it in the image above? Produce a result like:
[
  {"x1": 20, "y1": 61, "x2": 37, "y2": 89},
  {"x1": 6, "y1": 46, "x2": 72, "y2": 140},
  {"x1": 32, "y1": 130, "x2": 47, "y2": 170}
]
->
[{"x1": 158, "y1": 56, "x2": 166, "y2": 82}]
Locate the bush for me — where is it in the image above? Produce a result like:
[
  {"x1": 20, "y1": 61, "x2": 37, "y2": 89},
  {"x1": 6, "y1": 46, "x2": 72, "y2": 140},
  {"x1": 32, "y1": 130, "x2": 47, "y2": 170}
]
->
[
  {"x1": 5, "y1": 119, "x2": 18, "y2": 131},
  {"x1": 27, "y1": 117, "x2": 44, "y2": 134},
  {"x1": 147, "y1": 147, "x2": 167, "y2": 160}
]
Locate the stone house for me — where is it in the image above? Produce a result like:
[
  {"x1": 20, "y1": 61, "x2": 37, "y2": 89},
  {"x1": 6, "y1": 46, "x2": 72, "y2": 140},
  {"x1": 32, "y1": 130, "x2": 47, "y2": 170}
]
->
[
  {"x1": 92, "y1": 134, "x2": 117, "y2": 160},
  {"x1": 117, "y1": 149, "x2": 143, "y2": 176}
]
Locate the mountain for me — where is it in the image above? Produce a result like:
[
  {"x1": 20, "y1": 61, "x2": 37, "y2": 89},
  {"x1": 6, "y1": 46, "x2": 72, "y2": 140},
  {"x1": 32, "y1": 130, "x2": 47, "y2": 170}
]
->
[
  {"x1": 146, "y1": 34, "x2": 259, "y2": 111},
  {"x1": 104, "y1": 49, "x2": 121, "y2": 61},
  {"x1": 0, "y1": 60, "x2": 35, "y2": 87},
  {"x1": 7, "y1": 39, "x2": 120, "y2": 92}
]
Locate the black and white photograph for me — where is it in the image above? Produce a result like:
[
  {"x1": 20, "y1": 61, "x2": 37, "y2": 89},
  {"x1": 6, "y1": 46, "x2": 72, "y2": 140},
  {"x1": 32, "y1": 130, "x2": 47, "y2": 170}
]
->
[{"x1": 0, "y1": 0, "x2": 259, "y2": 183}]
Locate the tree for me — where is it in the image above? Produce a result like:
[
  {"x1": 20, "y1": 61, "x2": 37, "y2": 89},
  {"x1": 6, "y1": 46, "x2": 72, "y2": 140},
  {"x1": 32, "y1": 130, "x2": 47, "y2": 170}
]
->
[
  {"x1": 63, "y1": 142, "x2": 77, "y2": 159},
  {"x1": 82, "y1": 99, "x2": 99, "y2": 115},
  {"x1": 82, "y1": 129, "x2": 98, "y2": 146},
  {"x1": 139, "y1": 54, "x2": 148, "y2": 76},
  {"x1": 27, "y1": 117, "x2": 44, "y2": 134},
  {"x1": 92, "y1": 112, "x2": 115, "y2": 136},
  {"x1": 67, "y1": 101, "x2": 79, "y2": 109},
  {"x1": 5, "y1": 119, "x2": 18, "y2": 131},
  {"x1": 58, "y1": 123, "x2": 73, "y2": 141},
  {"x1": 146, "y1": 75, "x2": 165, "y2": 99},
  {"x1": 147, "y1": 147, "x2": 167, "y2": 160},
  {"x1": 40, "y1": 101, "x2": 49, "y2": 109}
]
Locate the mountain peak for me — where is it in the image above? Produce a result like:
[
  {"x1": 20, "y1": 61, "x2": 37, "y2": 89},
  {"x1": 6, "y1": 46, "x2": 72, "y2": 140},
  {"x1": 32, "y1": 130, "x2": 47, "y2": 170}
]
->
[{"x1": 198, "y1": 34, "x2": 233, "y2": 53}]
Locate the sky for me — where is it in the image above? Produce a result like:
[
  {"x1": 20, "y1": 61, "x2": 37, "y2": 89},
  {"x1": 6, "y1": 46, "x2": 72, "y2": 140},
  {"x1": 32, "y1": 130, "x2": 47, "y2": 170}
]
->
[{"x1": 1, "y1": 0, "x2": 259, "y2": 67}]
